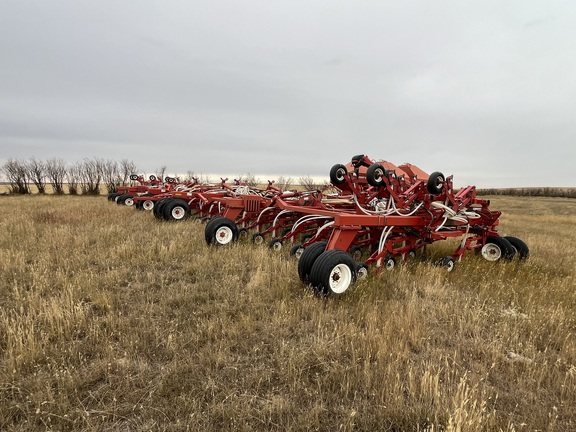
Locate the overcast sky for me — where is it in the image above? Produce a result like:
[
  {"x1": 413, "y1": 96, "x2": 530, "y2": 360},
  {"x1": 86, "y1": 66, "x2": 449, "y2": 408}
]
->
[{"x1": 1, "y1": 1, "x2": 575, "y2": 187}]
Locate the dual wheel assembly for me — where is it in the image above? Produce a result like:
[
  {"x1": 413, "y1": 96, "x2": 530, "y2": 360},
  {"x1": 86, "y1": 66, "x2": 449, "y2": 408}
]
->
[
  {"x1": 153, "y1": 198, "x2": 192, "y2": 222},
  {"x1": 295, "y1": 234, "x2": 530, "y2": 297},
  {"x1": 298, "y1": 242, "x2": 360, "y2": 297}
]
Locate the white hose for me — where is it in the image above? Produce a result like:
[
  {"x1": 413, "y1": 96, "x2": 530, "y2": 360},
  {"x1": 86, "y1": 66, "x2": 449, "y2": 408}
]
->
[
  {"x1": 378, "y1": 226, "x2": 395, "y2": 254},
  {"x1": 315, "y1": 221, "x2": 335, "y2": 239},
  {"x1": 273, "y1": 210, "x2": 294, "y2": 228},
  {"x1": 256, "y1": 206, "x2": 276, "y2": 224},
  {"x1": 292, "y1": 215, "x2": 333, "y2": 233}
]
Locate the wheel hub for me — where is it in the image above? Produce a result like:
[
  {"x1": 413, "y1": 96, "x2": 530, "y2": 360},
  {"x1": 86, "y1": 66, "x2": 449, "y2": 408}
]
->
[
  {"x1": 216, "y1": 226, "x2": 233, "y2": 245},
  {"x1": 481, "y1": 243, "x2": 501, "y2": 261},
  {"x1": 329, "y1": 264, "x2": 352, "y2": 294}
]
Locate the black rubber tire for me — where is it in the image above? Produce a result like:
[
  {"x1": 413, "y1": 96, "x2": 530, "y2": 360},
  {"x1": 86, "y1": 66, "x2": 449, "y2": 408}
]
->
[
  {"x1": 130, "y1": 174, "x2": 139, "y2": 181},
  {"x1": 439, "y1": 256, "x2": 455, "y2": 272},
  {"x1": 204, "y1": 216, "x2": 224, "y2": 244},
  {"x1": 329, "y1": 164, "x2": 348, "y2": 185},
  {"x1": 290, "y1": 244, "x2": 304, "y2": 257},
  {"x1": 349, "y1": 245, "x2": 363, "y2": 261},
  {"x1": 252, "y1": 233, "x2": 265, "y2": 245},
  {"x1": 356, "y1": 262, "x2": 369, "y2": 279},
  {"x1": 135, "y1": 200, "x2": 144, "y2": 210},
  {"x1": 351, "y1": 154, "x2": 365, "y2": 168},
  {"x1": 269, "y1": 237, "x2": 282, "y2": 251},
  {"x1": 503, "y1": 236, "x2": 529, "y2": 260},
  {"x1": 205, "y1": 217, "x2": 239, "y2": 246},
  {"x1": 366, "y1": 163, "x2": 387, "y2": 187},
  {"x1": 309, "y1": 250, "x2": 357, "y2": 296},
  {"x1": 483, "y1": 236, "x2": 516, "y2": 261},
  {"x1": 116, "y1": 194, "x2": 130, "y2": 205},
  {"x1": 153, "y1": 198, "x2": 171, "y2": 219},
  {"x1": 107, "y1": 192, "x2": 120, "y2": 201},
  {"x1": 163, "y1": 199, "x2": 191, "y2": 221},
  {"x1": 142, "y1": 199, "x2": 155, "y2": 211},
  {"x1": 297, "y1": 241, "x2": 328, "y2": 284},
  {"x1": 149, "y1": 175, "x2": 157, "y2": 181},
  {"x1": 427, "y1": 172, "x2": 445, "y2": 195},
  {"x1": 383, "y1": 254, "x2": 396, "y2": 271}
]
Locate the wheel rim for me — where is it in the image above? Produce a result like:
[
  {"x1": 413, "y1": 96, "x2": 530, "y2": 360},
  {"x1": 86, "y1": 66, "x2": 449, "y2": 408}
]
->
[
  {"x1": 294, "y1": 247, "x2": 304, "y2": 259},
  {"x1": 385, "y1": 259, "x2": 395, "y2": 271},
  {"x1": 328, "y1": 263, "x2": 353, "y2": 294},
  {"x1": 336, "y1": 168, "x2": 345, "y2": 182},
  {"x1": 357, "y1": 266, "x2": 368, "y2": 279},
  {"x1": 272, "y1": 241, "x2": 282, "y2": 252},
  {"x1": 445, "y1": 260, "x2": 455, "y2": 272},
  {"x1": 254, "y1": 235, "x2": 264, "y2": 245},
  {"x1": 143, "y1": 200, "x2": 154, "y2": 211},
  {"x1": 125, "y1": 197, "x2": 134, "y2": 206},
  {"x1": 215, "y1": 226, "x2": 234, "y2": 245},
  {"x1": 481, "y1": 243, "x2": 501, "y2": 261},
  {"x1": 374, "y1": 168, "x2": 384, "y2": 183},
  {"x1": 171, "y1": 206, "x2": 186, "y2": 220}
]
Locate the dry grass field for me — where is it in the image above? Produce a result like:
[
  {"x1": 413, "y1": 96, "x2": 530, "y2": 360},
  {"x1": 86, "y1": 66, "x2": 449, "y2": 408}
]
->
[{"x1": 0, "y1": 194, "x2": 575, "y2": 431}]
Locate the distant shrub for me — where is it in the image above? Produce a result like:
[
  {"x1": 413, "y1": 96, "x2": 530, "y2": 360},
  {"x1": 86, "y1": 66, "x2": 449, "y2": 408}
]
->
[{"x1": 477, "y1": 187, "x2": 576, "y2": 198}]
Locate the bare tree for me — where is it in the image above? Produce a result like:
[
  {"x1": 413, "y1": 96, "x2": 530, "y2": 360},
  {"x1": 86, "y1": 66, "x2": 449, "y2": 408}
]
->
[
  {"x1": 243, "y1": 172, "x2": 260, "y2": 187},
  {"x1": 299, "y1": 175, "x2": 320, "y2": 191},
  {"x1": 276, "y1": 175, "x2": 293, "y2": 191},
  {"x1": 156, "y1": 165, "x2": 166, "y2": 182},
  {"x1": 184, "y1": 170, "x2": 198, "y2": 182},
  {"x1": 46, "y1": 158, "x2": 67, "y2": 194},
  {"x1": 120, "y1": 159, "x2": 137, "y2": 186},
  {"x1": 27, "y1": 157, "x2": 47, "y2": 194},
  {"x1": 78, "y1": 158, "x2": 103, "y2": 195},
  {"x1": 101, "y1": 159, "x2": 120, "y2": 193},
  {"x1": 66, "y1": 162, "x2": 82, "y2": 195},
  {"x1": 197, "y1": 173, "x2": 212, "y2": 184},
  {"x1": 2, "y1": 159, "x2": 30, "y2": 194}
]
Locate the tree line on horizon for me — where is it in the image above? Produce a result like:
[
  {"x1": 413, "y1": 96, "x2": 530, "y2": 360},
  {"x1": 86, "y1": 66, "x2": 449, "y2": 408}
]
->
[
  {"x1": 476, "y1": 187, "x2": 576, "y2": 199},
  {"x1": 2, "y1": 157, "x2": 574, "y2": 198},
  {"x1": 1, "y1": 157, "x2": 141, "y2": 195},
  {"x1": 0, "y1": 157, "x2": 325, "y2": 195}
]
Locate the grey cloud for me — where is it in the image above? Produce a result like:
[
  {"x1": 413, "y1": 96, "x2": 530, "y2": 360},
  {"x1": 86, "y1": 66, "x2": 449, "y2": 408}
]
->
[{"x1": 1, "y1": 0, "x2": 575, "y2": 187}]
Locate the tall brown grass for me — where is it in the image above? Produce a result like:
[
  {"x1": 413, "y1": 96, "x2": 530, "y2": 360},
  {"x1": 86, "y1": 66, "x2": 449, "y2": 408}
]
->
[{"x1": 0, "y1": 195, "x2": 575, "y2": 431}]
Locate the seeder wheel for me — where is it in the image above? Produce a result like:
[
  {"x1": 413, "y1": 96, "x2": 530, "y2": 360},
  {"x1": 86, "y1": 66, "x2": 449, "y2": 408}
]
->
[
  {"x1": 439, "y1": 256, "x2": 455, "y2": 272},
  {"x1": 503, "y1": 236, "x2": 530, "y2": 260},
  {"x1": 290, "y1": 244, "x2": 305, "y2": 259},
  {"x1": 329, "y1": 164, "x2": 347, "y2": 185},
  {"x1": 366, "y1": 163, "x2": 387, "y2": 187},
  {"x1": 163, "y1": 199, "x2": 191, "y2": 221},
  {"x1": 297, "y1": 241, "x2": 328, "y2": 284},
  {"x1": 142, "y1": 199, "x2": 155, "y2": 211},
  {"x1": 252, "y1": 233, "x2": 265, "y2": 245},
  {"x1": 269, "y1": 237, "x2": 283, "y2": 251},
  {"x1": 481, "y1": 236, "x2": 515, "y2": 262},
  {"x1": 205, "y1": 217, "x2": 239, "y2": 246},
  {"x1": 309, "y1": 250, "x2": 357, "y2": 296},
  {"x1": 426, "y1": 172, "x2": 445, "y2": 195}
]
